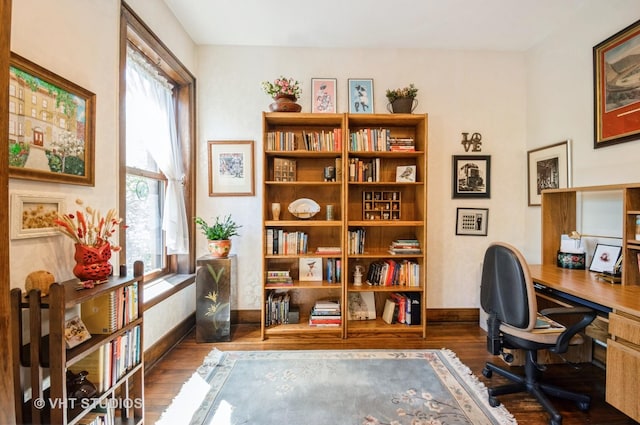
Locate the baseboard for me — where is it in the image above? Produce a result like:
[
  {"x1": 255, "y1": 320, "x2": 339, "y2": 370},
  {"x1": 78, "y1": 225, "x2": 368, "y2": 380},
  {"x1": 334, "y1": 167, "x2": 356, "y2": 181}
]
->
[{"x1": 144, "y1": 313, "x2": 195, "y2": 371}]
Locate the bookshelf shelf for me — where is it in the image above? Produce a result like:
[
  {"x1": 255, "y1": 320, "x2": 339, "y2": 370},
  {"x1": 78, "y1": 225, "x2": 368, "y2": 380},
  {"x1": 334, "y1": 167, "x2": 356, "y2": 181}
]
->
[
  {"x1": 11, "y1": 261, "x2": 145, "y2": 425},
  {"x1": 261, "y1": 112, "x2": 427, "y2": 340}
]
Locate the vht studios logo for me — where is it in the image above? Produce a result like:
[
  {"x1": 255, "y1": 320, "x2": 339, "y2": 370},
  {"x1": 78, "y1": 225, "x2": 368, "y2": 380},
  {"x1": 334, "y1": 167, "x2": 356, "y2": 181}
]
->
[{"x1": 33, "y1": 397, "x2": 143, "y2": 410}]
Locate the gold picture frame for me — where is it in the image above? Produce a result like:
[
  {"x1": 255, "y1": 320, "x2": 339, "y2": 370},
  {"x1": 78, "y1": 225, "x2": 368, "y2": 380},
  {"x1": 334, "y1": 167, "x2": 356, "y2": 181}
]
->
[
  {"x1": 8, "y1": 52, "x2": 95, "y2": 185},
  {"x1": 208, "y1": 140, "x2": 255, "y2": 196},
  {"x1": 10, "y1": 191, "x2": 65, "y2": 239}
]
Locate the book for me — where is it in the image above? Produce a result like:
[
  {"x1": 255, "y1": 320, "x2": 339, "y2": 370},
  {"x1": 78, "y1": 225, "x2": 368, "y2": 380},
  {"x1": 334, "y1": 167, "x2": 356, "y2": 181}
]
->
[
  {"x1": 64, "y1": 316, "x2": 92, "y2": 349},
  {"x1": 348, "y1": 292, "x2": 376, "y2": 320},
  {"x1": 81, "y1": 291, "x2": 117, "y2": 334},
  {"x1": 382, "y1": 298, "x2": 397, "y2": 324}
]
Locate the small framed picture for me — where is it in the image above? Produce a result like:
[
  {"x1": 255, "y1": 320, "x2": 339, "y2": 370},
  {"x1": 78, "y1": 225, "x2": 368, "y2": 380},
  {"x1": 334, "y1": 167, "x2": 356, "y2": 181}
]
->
[
  {"x1": 208, "y1": 140, "x2": 255, "y2": 196},
  {"x1": 10, "y1": 191, "x2": 66, "y2": 240},
  {"x1": 64, "y1": 316, "x2": 92, "y2": 349},
  {"x1": 396, "y1": 165, "x2": 416, "y2": 182},
  {"x1": 452, "y1": 155, "x2": 491, "y2": 198},
  {"x1": 589, "y1": 244, "x2": 622, "y2": 273},
  {"x1": 348, "y1": 79, "x2": 374, "y2": 114},
  {"x1": 527, "y1": 140, "x2": 571, "y2": 206},
  {"x1": 299, "y1": 257, "x2": 322, "y2": 281},
  {"x1": 311, "y1": 78, "x2": 337, "y2": 113},
  {"x1": 456, "y1": 208, "x2": 489, "y2": 236}
]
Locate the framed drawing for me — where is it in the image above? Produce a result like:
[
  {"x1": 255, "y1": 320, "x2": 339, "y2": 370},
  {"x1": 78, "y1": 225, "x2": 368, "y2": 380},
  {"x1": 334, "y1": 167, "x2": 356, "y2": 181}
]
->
[
  {"x1": 299, "y1": 257, "x2": 322, "y2": 281},
  {"x1": 311, "y1": 78, "x2": 337, "y2": 113},
  {"x1": 455, "y1": 208, "x2": 489, "y2": 236},
  {"x1": 527, "y1": 140, "x2": 572, "y2": 206},
  {"x1": 348, "y1": 78, "x2": 373, "y2": 114},
  {"x1": 10, "y1": 191, "x2": 65, "y2": 239},
  {"x1": 589, "y1": 244, "x2": 622, "y2": 273},
  {"x1": 452, "y1": 155, "x2": 491, "y2": 199},
  {"x1": 8, "y1": 52, "x2": 96, "y2": 185},
  {"x1": 208, "y1": 140, "x2": 255, "y2": 196},
  {"x1": 593, "y1": 19, "x2": 640, "y2": 148}
]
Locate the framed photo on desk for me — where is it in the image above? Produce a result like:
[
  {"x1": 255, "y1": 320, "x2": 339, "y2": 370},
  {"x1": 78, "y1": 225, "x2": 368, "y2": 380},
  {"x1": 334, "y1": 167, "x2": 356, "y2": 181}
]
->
[{"x1": 589, "y1": 244, "x2": 622, "y2": 273}]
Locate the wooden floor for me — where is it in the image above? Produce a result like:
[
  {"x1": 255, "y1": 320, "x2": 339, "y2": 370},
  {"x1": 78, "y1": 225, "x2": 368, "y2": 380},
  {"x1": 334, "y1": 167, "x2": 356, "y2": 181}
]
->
[{"x1": 144, "y1": 323, "x2": 637, "y2": 425}]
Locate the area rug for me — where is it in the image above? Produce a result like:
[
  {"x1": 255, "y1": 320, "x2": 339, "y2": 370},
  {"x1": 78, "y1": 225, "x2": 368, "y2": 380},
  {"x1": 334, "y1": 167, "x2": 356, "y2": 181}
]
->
[{"x1": 157, "y1": 349, "x2": 516, "y2": 425}]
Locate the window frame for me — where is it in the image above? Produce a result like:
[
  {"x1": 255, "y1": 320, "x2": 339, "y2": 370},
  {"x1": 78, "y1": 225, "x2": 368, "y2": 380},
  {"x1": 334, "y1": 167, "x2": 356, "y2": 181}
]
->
[{"x1": 119, "y1": 3, "x2": 196, "y2": 281}]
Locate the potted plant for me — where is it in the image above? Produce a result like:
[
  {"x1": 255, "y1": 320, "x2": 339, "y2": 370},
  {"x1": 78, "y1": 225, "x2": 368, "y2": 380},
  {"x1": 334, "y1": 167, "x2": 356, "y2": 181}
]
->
[
  {"x1": 385, "y1": 83, "x2": 419, "y2": 113},
  {"x1": 261, "y1": 76, "x2": 302, "y2": 112},
  {"x1": 195, "y1": 214, "x2": 241, "y2": 258}
]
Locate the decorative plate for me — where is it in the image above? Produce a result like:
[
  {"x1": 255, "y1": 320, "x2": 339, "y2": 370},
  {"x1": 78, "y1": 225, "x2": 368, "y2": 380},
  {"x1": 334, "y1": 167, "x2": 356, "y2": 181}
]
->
[{"x1": 288, "y1": 198, "x2": 320, "y2": 219}]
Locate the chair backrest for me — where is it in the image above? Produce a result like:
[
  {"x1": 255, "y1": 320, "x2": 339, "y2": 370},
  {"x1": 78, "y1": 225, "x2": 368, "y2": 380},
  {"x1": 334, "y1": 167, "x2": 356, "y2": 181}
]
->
[{"x1": 480, "y1": 242, "x2": 537, "y2": 331}]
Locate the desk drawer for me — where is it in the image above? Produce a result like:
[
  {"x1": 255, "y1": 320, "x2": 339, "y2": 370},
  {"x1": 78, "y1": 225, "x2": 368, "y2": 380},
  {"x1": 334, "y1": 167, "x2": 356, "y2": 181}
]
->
[
  {"x1": 606, "y1": 338, "x2": 640, "y2": 422},
  {"x1": 609, "y1": 312, "x2": 640, "y2": 346}
]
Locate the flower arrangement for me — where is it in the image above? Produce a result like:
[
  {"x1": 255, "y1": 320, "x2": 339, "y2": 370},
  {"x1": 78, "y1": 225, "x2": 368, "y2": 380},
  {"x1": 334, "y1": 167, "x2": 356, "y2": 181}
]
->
[
  {"x1": 54, "y1": 199, "x2": 122, "y2": 250},
  {"x1": 385, "y1": 83, "x2": 419, "y2": 102},
  {"x1": 195, "y1": 214, "x2": 241, "y2": 240},
  {"x1": 261, "y1": 76, "x2": 302, "y2": 99}
]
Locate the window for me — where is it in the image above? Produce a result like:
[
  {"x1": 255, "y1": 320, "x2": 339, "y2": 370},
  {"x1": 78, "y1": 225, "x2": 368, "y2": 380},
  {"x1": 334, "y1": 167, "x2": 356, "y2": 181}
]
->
[{"x1": 120, "y1": 4, "x2": 196, "y2": 280}]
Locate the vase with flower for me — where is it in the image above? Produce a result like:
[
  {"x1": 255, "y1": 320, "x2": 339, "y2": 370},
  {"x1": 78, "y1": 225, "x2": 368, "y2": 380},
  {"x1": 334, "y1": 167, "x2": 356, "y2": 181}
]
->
[
  {"x1": 262, "y1": 76, "x2": 302, "y2": 112},
  {"x1": 55, "y1": 199, "x2": 122, "y2": 282}
]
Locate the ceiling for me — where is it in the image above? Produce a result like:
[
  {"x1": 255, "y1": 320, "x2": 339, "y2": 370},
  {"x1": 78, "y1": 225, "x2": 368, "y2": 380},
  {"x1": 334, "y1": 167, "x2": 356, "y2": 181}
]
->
[{"x1": 162, "y1": 0, "x2": 588, "y2": 51}]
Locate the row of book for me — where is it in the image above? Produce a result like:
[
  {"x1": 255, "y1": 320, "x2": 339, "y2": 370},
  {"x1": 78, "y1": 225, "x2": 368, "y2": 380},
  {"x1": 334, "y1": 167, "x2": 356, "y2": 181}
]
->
[
  {"x1": 266, "y1": 129, "x2": 342, "y2": 152},
  {"x1": 81, "y1": 283, "x2": 139, "y2": 335},
  {"x1": 309, "y1": 299, "x2": 341, "y2": 327},
  {"x1": 349, "y1": 128, "x2": 416, "y2": 152},
  {"x1": 348, "y1": 228, "x2": 366, "y2": 254},
  {"x1": 70, "y1": 325, "x2": 142, "y2": 394},
  {"x1": 349, "y1": 157, "x2": 381, "y2": 182},
  {"x1": 365, "y1": 259, "x2": 420, "y2": 287},
  {"x1": 265, "y1": 229, "x2": 308, "y2": 255},
  {"x1": 325, "y1": 258, "x2": 342, "y2": 283},
  {"x1": 382, "y1": 293, "x2": 421, "y2": 325},
  {"x1": 265, "y1": 290, "x2": 291, "y2": 326},
  {"x1": 388, "y1": 239, "x2": 421, "y2": 255}
]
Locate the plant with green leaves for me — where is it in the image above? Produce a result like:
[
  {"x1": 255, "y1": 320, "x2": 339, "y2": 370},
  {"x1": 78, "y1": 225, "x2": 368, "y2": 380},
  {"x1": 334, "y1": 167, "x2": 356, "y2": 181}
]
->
[
  {"x1": 385, "y1": 83, "x2": 419, "y2": 102},
  {"x1": 194, "y1": 214, "x2": 241, "y2": 240}
]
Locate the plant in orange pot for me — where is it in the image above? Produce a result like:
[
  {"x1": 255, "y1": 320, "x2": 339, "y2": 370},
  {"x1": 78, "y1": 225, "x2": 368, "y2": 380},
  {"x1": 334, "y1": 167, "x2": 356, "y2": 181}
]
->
[
  {"x1": 54, "y1": 199, "x2": 122, "y2": 282},
  {"x1": 195, "y1": 214, "x2": 241, "y2": 258}
]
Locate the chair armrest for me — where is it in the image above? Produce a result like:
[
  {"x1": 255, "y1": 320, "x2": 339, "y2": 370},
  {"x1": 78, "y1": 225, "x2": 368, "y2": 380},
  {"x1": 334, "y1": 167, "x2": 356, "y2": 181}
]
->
[{"x1": 540, "y1": 307, "x2": 597, "y2": 353}]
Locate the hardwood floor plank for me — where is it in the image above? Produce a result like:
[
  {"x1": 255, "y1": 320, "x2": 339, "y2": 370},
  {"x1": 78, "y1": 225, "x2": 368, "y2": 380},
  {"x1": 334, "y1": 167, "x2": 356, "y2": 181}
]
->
[{"x1": 144, "y1": 323, "x2": 637, "y2": 425}]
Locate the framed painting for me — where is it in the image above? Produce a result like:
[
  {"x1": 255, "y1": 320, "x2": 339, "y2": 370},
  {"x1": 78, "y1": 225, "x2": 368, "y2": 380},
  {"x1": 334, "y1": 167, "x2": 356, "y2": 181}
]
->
[
  {"x1": 208, "y1": 140, "x2": 255, "y2": 196},
  {"x1": 589, "y1": 244, "x2": 622, "y2": 273},
  {"x1": 455, "y1": 208, "x2": 489, "y2": 236},
  {"x1": 593, "y1": 19, "x2": 640, "y2": 148},
  {"x1": 452, "y1": 155, "x2": 491, "y2": 199},
  {"x1": 348, "y1": 78, "x2": 374, "y2": 114},
  {"x1": 527, "y1": 140, "x2": 572, "y2": 206},
  {"x1": 10, "y1": 191, "x2": 65, "y2": 239},
  {"x1": 8, "y1": 52, "x2": 95, "y2": 185},
  {"x1": 311, "y1": 78, "x2": 337, "y2": 113}
]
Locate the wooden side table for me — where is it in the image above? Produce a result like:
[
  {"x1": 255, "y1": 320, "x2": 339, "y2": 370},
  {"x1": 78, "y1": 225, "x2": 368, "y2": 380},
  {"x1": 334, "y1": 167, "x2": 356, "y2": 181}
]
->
[{"x1": 195, "y1": 254, "x2": 236, "y2": 342}]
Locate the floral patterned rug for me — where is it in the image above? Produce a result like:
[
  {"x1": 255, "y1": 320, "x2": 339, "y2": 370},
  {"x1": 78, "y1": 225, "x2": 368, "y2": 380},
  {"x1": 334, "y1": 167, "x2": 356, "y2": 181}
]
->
[{"x1": 157, "y1": 349, "x2": 516, "y2": 425}]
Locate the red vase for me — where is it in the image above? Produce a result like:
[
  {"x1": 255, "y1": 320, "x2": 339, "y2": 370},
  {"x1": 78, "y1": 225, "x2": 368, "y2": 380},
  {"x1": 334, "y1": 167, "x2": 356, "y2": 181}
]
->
[
  {"x1": 73, "y1": 243, "x2": 113, "y2": 281},
  {"x1": 269, "y1": 94, "x2": 302, "y2": 112}
]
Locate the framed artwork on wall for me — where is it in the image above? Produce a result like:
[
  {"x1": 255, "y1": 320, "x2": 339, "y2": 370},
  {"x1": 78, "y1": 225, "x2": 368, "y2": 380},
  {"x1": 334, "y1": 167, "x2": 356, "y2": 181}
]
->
[
  {"x1": 10, "y1": 191, "x2": 65, "y2": 239},
  {"x1": 8, "y1": 52, "x2": 96, "y2": 186},
  {"x1": 208, "y1": 140, "x2": 255, "y2": 196},
  {"x1": 311, "y1": 78, "x2": 337, "y2": 113},
  {"x1": 527, "y1": 140, "x2": 572, "y2": 206},
  {"x1": 593, "y1": 19, "x2": 640, "y2": 148},
  {"x1": 452, "y1": 155, "x2": 491, "y2": 199},
  {"x1": 348, "y1": 78, "x2": 374, "y2": 114},
  {"x1": 455, "y1": 208, "x2": 489, "y2": 236}
]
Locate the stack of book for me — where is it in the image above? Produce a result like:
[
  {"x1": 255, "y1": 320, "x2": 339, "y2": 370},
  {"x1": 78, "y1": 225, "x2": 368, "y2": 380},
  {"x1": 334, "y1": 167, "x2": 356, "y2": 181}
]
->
[
  {"x1": 388, "y1": 239, "x2": 421, "y2": 255},
  {"x1": 266, "y1": 270, "x2": 293, "y2": 286},
  {"x1": 388, "y1": 137, "x2": 415, "y2": 152},
  {"x1": 382, "y1": 293, "x2": 421, "y2": 325},
  {"x1": 309, "y1": 299, "x2": 341, "y2": 326}
]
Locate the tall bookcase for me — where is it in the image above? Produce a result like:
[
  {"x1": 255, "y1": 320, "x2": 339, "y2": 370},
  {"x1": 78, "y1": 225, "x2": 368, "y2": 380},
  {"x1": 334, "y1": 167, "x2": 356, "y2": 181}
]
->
[
  {"x1": 11, "y1": 261, "x2": 144, "y2": 425},
  {"x1": 261, "y1": 112, "x2": 427, "y2": 340}
]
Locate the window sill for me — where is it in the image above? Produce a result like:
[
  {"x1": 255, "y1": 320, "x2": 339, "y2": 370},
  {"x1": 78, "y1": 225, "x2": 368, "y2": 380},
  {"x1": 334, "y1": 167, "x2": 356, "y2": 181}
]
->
[{"x1": 143, "y1": 273, "x2": 195, "y2": 311}]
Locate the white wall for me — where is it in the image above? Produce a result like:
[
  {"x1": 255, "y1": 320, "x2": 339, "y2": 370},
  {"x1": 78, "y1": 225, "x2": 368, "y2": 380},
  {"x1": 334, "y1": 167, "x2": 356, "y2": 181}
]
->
[
  {"x1": 524, "y1": 0, "x2": 640, "y2": 262},
  {"x1": 197, "y1": 46, "x2": 528, "y2": 309},
  {"x1": 9, "y1": 0, "x2": 198, "y2": 348}
]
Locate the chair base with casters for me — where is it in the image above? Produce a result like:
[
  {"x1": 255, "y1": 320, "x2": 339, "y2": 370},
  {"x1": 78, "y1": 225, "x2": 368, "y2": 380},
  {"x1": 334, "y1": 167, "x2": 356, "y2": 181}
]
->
[{"x1": 480, "y1": 242, "x2": 596, "y2": 425}]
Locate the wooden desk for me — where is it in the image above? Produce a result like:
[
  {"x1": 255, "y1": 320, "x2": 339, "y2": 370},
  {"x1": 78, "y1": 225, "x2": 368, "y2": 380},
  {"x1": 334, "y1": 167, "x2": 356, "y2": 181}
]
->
[
  {"x1": 528, "y1": 264, "x2": 640, "y2": 317},
  {"x1": 528, "y1": 264, "x2": 640, "y2": 422}
]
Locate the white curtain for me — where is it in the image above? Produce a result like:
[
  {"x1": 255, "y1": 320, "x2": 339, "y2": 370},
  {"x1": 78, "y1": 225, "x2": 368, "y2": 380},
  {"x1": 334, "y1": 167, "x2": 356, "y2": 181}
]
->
[{"x1": 126, "y1": 47, "x2": 189, "y2": 254}]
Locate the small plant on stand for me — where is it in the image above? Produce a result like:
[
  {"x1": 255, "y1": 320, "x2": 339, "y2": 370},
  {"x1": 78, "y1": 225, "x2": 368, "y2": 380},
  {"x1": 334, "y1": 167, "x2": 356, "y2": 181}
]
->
[{"x1": 195, "y1": 215, "x2": 241, "y2": 257}]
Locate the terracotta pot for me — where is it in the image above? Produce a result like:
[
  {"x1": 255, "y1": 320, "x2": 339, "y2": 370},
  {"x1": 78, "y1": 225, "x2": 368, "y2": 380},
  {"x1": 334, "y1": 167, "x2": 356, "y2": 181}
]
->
[
  {"x1": 208, "y1": 239, "x2": 232, "y2": 257},
  {"x1": 73, "y1": 243, "x2": 113, "y2": 281},
  {"x1": 269, "y1": 94, "x2": 302, "y2": 113}
]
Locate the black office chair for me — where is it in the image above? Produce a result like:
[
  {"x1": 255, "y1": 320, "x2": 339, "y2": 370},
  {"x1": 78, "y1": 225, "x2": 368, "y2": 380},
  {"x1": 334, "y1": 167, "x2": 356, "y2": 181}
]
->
[{"x1": 480, "y1": 242, "x2": 597, "y2": 425}]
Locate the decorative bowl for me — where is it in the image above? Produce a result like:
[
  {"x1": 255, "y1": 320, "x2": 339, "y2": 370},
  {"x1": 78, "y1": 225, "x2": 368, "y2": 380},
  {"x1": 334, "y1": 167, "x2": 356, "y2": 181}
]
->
[{"x1": 288, "y1": 198, "x2": 320, "y2": 219}]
